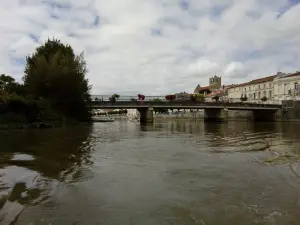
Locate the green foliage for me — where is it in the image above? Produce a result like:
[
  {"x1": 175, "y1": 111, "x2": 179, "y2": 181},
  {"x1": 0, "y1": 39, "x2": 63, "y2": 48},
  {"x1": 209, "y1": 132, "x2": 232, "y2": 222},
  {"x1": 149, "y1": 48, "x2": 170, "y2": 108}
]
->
[
  {"x1": 0, "y1": 94, "x2": 61, "y2": 123},
  {"x1": 240, "y1": 94, "x2": 248, "y2": 102},
  {"x1": 261, "y1": 96, "x2": 267, "y2": 102},
  {"x1": 191, "y1": 93, "x2": 205, "y2": 102},
  {"x1": 212, "y1": 96, "x2": 219, "y2": 102},
  {"x1": 0, "y1": 74, "x2": 26, "y2": 95},
  {"x1": 151, "y1": 98, "x2": 163, "y2": 102},
  {"x1": 0, "y1": 112, "x2": 28, "y2": 124},
  {"x1": 23, "y1": 38, "x2": 92, "y2": 121}
]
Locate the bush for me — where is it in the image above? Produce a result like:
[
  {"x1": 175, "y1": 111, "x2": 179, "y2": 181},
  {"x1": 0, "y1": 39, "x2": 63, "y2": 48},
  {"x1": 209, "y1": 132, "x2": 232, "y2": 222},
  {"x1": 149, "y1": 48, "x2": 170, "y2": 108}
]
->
[
  {"x1": 191, "y1": 93, "x2": 205, "y2": 102},
  {"x1": 261, "y1": 96, "x2": 267, "y2": 102},
  {"x1": 212, "y1": 96, "x2": 219, "y2": 102},
  {"x1": 138, "y1": 94, "x2": 145, "y2": 101},
  {"x1": 165, "y1": 95, "x2": 176, "y2": 101},
  {"x1": 240, "y1": 95, "x2": 248, "y2": 102},
  {"x1": 0, "y1": 112, "x2": 28, "y2": 123}
]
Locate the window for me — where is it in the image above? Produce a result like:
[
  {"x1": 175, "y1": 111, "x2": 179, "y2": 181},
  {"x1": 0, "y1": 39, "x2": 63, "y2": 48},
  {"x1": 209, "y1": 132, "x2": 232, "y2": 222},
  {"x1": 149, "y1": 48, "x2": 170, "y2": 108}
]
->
[
  {"x1": 258, "y1": 85, "x2": 260, "y2": 89},
  {"x1": 264, "y1": 84, "x2": 266, "y2": 89},
  {"x1": 284, "y1": 83, "x2": 288, "y2": 94},
  {"x1": 258, "y1": 92, "x2": 261, "y2": 98},
  {"x1": 269, "y1": 83, "x2": 271, "y2": 88},
  {"x1": 295, "y1": 82, "x2": 299, "y2": 90},
  {"x1": 244, "y1": 88, "x2": 246, "y2": 92},
  {"x1": 253, "y1": 93, "x2": 256, "y2": 99},
  {"x1": 278, "y1": 84, "x2": 282, "y2": 93},
  {"x1": 249, "y1": 87, "x2": 251, "y2": 91},
  {"x1": 263, "y1": 91, "x2": 266, "y2": 97},
  {"x1": 269, "y1": 91, "x2": 272, "y2": 97}
]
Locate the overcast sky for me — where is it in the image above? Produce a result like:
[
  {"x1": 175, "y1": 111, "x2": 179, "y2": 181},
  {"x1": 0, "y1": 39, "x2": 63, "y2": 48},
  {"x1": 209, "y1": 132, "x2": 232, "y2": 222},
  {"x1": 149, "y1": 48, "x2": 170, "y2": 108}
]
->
[{"x1": 0, "y1": 0, "x2": 300, "y2": 95}]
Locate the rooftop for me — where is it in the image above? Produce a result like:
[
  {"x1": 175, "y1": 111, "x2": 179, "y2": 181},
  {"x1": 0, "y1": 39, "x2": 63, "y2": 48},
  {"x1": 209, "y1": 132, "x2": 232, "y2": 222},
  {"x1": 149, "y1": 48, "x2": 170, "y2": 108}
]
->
[
  {"x1": 227, "y1": 74, "x2": 277, "y2": 89},
  {"x1": 275, "y1": 71, "x2": 300, "y2": 79},
  {"x1": 194, "y1": 85, "x2": 211, "y2": 93}
]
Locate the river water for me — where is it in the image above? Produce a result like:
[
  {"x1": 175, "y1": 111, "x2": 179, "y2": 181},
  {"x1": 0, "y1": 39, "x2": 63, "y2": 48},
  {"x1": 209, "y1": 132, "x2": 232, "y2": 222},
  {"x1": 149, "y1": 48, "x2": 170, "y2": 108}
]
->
[{"x1": 1, "y1": 120, "x2": 300, "y2": 224}]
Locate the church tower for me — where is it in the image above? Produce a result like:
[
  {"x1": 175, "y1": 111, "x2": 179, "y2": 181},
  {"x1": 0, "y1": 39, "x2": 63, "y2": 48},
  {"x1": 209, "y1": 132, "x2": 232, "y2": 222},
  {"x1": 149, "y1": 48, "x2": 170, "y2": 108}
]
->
[{"x1": 209, "y1": 75, "x2": 221, "y2": 89}]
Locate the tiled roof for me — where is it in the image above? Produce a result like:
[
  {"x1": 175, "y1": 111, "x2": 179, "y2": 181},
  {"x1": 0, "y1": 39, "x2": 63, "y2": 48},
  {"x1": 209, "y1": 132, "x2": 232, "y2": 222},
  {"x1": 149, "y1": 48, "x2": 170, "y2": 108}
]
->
[
  {"x1": 248, "y1": 75, "x2": 276, "y2": 84},
  {"x1": 227, "y1": 82, "x2": 248, "y2": 88},
  {"x1": 227, "y1": 75, "x2": 276, "y2": 89},
  {"x1": 206, "y1": 89, "x2": 226, "y2": 97},
  {"x1": 194, "y1": 85, "x2": 211, "y2": 93},
  {"x1": 279, "y1": 71, "x2": 300, "y2": 79}
]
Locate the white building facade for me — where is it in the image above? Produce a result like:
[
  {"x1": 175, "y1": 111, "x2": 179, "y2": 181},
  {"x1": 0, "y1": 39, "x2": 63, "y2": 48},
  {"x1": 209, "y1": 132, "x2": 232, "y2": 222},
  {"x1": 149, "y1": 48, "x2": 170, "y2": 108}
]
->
[
  {"x1": 127, "y1": 109, "x2": 139, "y2": 119},
  {"x1": 228, "y1": 75, "x2": 276, "y2": 102},
  {"x1": 273, "y1": 72, "x2": 300, "y2": 101}
]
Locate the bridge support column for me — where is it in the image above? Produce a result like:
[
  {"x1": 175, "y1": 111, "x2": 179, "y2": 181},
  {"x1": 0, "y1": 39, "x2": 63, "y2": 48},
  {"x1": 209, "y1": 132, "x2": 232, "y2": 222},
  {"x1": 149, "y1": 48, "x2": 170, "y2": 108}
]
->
[
  {"x1": 253, "y1": 109, "x2": 282, "y2": 121},
  {"x1": 204, "y1": 108, "x2": 228, "y2": 122},
  {"x1": 139, "y1": 107, "x2": 154, "y2": 124}
]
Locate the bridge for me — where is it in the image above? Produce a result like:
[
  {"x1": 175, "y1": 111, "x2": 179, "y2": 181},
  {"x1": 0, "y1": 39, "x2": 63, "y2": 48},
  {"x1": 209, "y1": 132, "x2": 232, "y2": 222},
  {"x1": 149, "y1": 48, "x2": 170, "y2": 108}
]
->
[{"x1": 90, "y1": 97, "x2": 282, "y2": 123}]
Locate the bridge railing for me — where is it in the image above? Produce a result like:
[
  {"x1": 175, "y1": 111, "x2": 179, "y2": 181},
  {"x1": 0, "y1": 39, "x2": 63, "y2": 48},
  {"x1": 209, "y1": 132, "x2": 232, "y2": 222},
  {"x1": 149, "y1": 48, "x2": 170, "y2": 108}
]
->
[
  {"x1": 90, "y1": 99, "x2": 281, "y2": 108},
  {"x1": 91, "y1": 96, "x2": 282, "y2": 105},
  {"x1": 91, "y1": 95, "x2": 165, "y2": 101}
]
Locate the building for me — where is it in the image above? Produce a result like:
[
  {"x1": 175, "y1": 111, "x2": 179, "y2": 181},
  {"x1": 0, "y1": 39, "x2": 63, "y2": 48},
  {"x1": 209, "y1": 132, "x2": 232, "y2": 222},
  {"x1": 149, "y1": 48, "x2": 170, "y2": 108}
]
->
[
  {"x1": 194, "y1": 75, "x2": 222, "y2": 94},
  {"x1": 273, "y1": 71, "x2": 300, "y2": 101},
  {"x1": 127, "y1": 109, "x2": 139, "y2": 119},
  {"x1": 228, "y1": 75, "x2": 276, "y2": 101},
  {"x1": 227, "y1": 83, "x2": 247, "y2": 99},
  {"x1": 206, "y1": 84, "x2": 238, "y2": 101}
]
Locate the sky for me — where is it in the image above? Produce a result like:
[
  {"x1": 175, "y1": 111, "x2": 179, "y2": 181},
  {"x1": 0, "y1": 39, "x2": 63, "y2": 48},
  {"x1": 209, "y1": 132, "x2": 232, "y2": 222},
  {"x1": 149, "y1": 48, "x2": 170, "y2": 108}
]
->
[{"x1": 0, "y1": 0, "x2": 300, "y2": 95}]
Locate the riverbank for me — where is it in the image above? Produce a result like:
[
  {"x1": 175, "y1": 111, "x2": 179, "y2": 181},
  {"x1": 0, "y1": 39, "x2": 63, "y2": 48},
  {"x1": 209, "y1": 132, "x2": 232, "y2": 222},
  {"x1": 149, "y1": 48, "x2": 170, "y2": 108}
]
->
[{"x1": 0, "y1": 122, "x2": 61, "y2": 130}]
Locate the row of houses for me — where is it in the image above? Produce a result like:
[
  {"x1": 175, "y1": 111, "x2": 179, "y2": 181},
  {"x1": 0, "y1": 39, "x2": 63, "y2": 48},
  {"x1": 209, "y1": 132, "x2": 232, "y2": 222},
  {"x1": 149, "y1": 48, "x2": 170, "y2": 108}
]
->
[
  {"x1": 227, "y1": 71, "x2": 300, "y2": 102},
  {"x1": 194, "y1": 71, "x2": 300, "y2": 103}
]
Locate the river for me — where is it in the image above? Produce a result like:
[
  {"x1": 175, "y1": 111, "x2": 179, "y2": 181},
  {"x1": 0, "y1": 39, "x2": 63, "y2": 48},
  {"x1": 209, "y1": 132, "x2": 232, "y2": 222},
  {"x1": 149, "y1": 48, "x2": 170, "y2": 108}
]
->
[{"x1": 1, "y1": 120, "x2": 300, "y2": 224}]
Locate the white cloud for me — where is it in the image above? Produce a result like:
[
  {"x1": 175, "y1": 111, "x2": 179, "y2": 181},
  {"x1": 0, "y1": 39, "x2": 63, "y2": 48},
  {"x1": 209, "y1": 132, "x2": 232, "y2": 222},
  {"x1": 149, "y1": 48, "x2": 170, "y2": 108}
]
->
[
  {"x1": 188, "y1": 59, "x2": 220, "y2": 76},
  {"x1": 224, "y1": 62, "x2": 247, "y2": 79},
  {"x1": 0, "y1": 0, "x2": 300, "y2": 95}
]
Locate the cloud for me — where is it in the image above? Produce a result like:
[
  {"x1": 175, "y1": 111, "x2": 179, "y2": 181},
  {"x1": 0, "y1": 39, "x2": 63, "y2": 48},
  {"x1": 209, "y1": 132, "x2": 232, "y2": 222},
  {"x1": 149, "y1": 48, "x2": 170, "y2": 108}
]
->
[
  {"x1": 224, "y1": 62, "x2": 247, "y2": 79},
  {"x1": 0, "y1": 0, "x2": 300, "y2": 95},
  {"x1": 188, "y1": 59, "x2": 220, "y2": 76}
]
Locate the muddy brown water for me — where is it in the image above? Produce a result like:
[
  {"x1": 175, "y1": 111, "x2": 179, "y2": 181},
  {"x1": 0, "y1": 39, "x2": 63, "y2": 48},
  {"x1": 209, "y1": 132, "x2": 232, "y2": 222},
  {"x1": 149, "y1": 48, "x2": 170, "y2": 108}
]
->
[{"x1": 1, "y1": 121, "x2": 300, "y2": 224}]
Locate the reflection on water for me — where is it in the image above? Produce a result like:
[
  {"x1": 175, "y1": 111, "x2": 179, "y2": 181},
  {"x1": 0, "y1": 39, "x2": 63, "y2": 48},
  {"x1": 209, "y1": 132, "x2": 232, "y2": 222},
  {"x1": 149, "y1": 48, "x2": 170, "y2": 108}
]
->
[{"x1": 1, "y1": 121, "x2": 300, "y2": 224}]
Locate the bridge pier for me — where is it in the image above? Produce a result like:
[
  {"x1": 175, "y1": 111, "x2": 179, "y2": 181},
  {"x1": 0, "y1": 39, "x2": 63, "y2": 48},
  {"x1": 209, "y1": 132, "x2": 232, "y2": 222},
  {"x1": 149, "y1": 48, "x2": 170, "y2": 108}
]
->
[
  {"x1": 204, "y1": 108, "x2": 228, "y2": 122},
  {"x1": 139, "y1": 107, "x2": 154, "y2": 124},
  {"x1": 253, "y1": 109, "x2": 282, "y2": 121}
]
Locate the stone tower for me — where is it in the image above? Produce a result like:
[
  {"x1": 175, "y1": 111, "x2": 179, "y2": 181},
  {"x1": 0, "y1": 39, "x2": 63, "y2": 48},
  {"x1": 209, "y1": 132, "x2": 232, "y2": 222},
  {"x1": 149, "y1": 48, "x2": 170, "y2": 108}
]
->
[{"x1": 209, "y1": 75, "x2": 221, "y2": 89}]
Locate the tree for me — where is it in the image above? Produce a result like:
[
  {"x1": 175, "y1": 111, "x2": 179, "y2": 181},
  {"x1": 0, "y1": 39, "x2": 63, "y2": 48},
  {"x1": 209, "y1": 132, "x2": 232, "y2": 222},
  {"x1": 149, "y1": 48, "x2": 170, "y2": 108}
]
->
[
  {"x1": 109, "y1": 94, "x2": 119, "y2": 104},
  {"x1": 261, "y1": 96, "x2": 267, "y2": 102},
  {"x1": 240, "y1": 94, "x2": 248, "y2": 102},
  {"x1": 23, "y1": 38, "x2": 91, "y2": 121},
  {"x1": 191, "y1": 93, "x2": 205, "y2": 102},
  {"x1": 0, "y1": 74, "x2": 25, "y2": 95},
  {"x1": 0, "y1": 74, "x2": 15, "y2": 92},
  {"x1": 212, "y1": 96, "x2": 219, "y2": 102}
]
